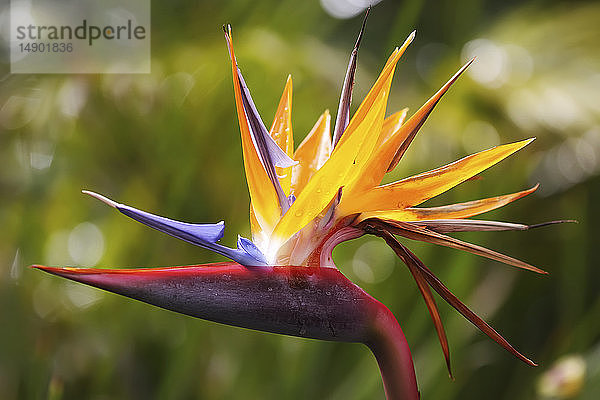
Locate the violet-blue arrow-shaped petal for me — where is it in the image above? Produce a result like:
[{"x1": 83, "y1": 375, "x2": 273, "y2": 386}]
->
[
  {"x1": 223, "y1": 25, "x2": 298, "y2": 213},
  {"x1": 236, "y1": 69, "x2": 297, "y2": 212},
  {"x1": 237, "y1": 71, "x2": 296, "y2": 170},
  {"x1": 82, "y1": 190, "x2": 268, "y2": 267}
]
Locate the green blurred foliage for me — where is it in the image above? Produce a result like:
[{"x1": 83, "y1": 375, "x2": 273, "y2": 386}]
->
[{"x1": 1, "y1": 0, "x2": 599, "y2": 399}]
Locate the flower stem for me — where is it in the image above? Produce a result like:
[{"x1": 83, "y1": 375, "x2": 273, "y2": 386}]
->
[{"x1": 366, "y1": 303, "x2": 420, "y2": 400}]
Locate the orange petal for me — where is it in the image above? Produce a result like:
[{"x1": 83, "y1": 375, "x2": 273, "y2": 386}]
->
[
  {"x1": 378, "y1": 108, "x2": 408, "y2": 145},
  {"x1": 249, "y1": 205, "x2": 262, "y2": 243},
  {"x1": 271, "y1": 45, "x2": 406, "y2": 248},
  {"x1": 352, "y1": 60, "x2": 474, "y2": 192},
  {"x1": 270, "y1": 75, "x2": 295, "y2": 195},
  {"x1": 291, "y1": 110, "x2": 332, "y2": 197},
  {"x1": 386, "y1": 59, "x2": 474, "y2": 174},
  {"x1": 357, "y1": 184, "x2": 539, "y2": 223},
  {"x1": 224, "y1": 26, "x2": 281, "y2": 235},
  {"x1": 272, "y1": 94, "x2": 386, "y2": 249},
  {"x1": 271, "y1": 31, "x2": 416, "y2": 249},
  {"x1": 345, "y1": 138, "x2": 535, "y2": 214}
]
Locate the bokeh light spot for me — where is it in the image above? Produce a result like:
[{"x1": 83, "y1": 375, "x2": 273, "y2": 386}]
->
[{"x1": 68, "y1": 222, "x2": 105, "y2": 266}]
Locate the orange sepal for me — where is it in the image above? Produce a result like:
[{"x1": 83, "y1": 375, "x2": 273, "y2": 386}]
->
[
  {"x1": 291, "y1": 110, "x2": 332, "y2": 197},
  {"x1": 270, "y1": 75, "x2": 295, "y2": 195},
  {"x1": 270, "y1": 41, "x2": 410, "y2": 248},
  {"x1": 357, "y1": 184, "x2": 539, "y2": 223},
  {"x1": 224, "y1": 26, "x2": 281, "y2": 235},
  {"x1": 345, "y1": 138, "x2": 535, "y2": 215}
]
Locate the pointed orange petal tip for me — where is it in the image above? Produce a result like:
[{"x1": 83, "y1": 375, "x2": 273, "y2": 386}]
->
[
  {"x1": 402, "y1": 30, "x2": 415, "y2": 50},
  {"x1": 452, "y1": 57, "x2": 475, "y2": 82},
  {"x1": 356, "y1": 184, "x2": 541, "y2": 224},
  {"x1": 346, "y1": 139, "x2": 535, "y2": 217},
  {"x1": 377, "y1": 57, "x2": 474, "y2": 175},
  {"x1": 392, "y1": 30, "x2": 415, "y2": 53}
]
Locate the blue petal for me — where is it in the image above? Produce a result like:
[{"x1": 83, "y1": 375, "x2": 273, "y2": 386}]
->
[
  {"x1": 118, "y1": 204, "x2": 224, "y2": 243},
  {"x1": 236, "y1": 68, "x2": 295, "y2": 213},
  {"x1": 237, "y1": 236, "x2": 267, "y2": 264},
  {"x1": 236, "y1": 69, "x2": 297, "y2": 169},
  {"x1": 83, "y1": 190, "x2": 268, "y2": 267}
]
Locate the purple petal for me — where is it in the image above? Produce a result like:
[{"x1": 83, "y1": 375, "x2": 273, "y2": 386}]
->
[
  {"x1": 83, "y1": 190, "x2": 268, "y2": 267},
  {"x1": 117, "y1": 204, "x2": 225, "y2": 243},
  {"x1": 238, "y1": 72, "x2": 296, "y2": 168},
  {"x1": 237, "y1": 236, "x2": 267, "y2": 264},
  {"x1": 236, "y1": 68, "x2": 295, "y2": 213}
]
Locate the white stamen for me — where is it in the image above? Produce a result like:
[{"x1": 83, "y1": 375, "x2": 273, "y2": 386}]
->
[{"x1": 81, "y1": 190, "x2": 119, "y2": 208}]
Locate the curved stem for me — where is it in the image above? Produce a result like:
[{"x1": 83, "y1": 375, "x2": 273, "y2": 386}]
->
[{"x1": 366, "y1": 304, "x2": 420, "y2": 400}]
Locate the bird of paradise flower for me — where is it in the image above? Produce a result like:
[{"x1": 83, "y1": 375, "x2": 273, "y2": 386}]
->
[{"x1": 34, "y1": 11, "x2": 571, "y2": 400}]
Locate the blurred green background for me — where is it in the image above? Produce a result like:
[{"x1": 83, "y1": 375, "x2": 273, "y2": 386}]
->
[{"x1": 1, "y1": 0, "x2": 599, "y2": 399}]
